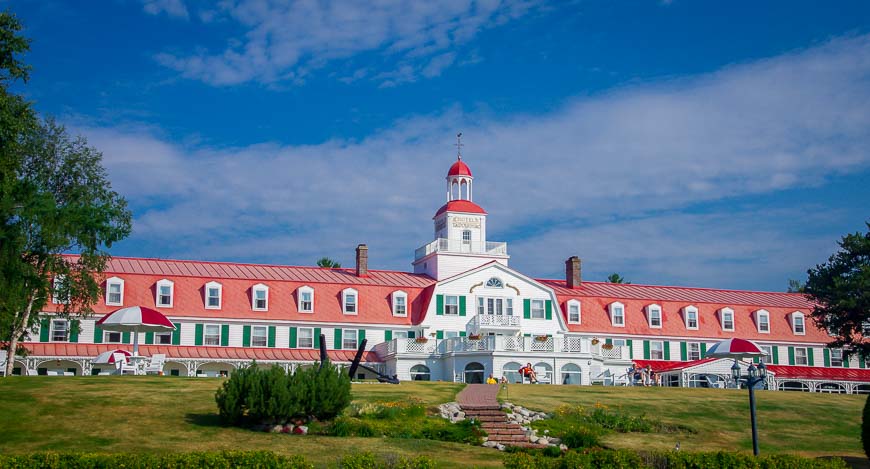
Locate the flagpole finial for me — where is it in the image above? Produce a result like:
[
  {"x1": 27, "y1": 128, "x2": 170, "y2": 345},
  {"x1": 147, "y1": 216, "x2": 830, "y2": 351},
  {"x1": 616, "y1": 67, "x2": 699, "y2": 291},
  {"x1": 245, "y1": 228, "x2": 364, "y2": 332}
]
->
[{"x1": 455, "y1": 132, "x2": 463, "y2": 160}]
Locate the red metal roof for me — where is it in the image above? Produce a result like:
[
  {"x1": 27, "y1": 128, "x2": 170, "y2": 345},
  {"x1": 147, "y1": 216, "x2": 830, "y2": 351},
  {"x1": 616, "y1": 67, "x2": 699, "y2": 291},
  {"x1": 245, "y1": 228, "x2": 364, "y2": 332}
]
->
[
  {"x1": 434, "y1": 200, "x2": 487, "y2": 218},
  {"x1": 23, "y1": 342, "x2": 382, "y2": 363},
  {"x1": 448, "y1": 159, "x2": 472, "y2": 177},
  {"x1": 767, "y1": 364, "x2": 870, "y2": 382},
  {"x1": 633, "y1": 359, "x2": 718, "y2": 372}
]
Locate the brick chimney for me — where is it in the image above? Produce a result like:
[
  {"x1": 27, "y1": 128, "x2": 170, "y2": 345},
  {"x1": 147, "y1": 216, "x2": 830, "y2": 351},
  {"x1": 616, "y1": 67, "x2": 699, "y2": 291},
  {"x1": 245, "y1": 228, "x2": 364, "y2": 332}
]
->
[
  {"x1": 565, "y1": 256, "x2": 581, "y2": 289},
  {"x1": 355, "y1": 244, "x2": 369, "y2": 277}
]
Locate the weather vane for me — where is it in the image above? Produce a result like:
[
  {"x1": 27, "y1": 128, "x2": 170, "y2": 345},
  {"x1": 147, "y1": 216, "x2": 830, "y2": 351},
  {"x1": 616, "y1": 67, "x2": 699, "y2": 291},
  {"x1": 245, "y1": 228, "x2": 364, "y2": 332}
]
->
[{"x1": 455, "y1": 132, "x2": 463, "y2": 160}]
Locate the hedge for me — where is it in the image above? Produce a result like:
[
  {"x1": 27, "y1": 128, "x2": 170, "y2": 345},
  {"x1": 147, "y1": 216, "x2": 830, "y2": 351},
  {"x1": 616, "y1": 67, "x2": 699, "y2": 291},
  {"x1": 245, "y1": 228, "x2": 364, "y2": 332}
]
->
[
  {"x1": 503, "y1": 449, "x2": 848, "y2": 469},
  {"x1": 0, "y1": 451, "x2": 312, "y2": 468}
]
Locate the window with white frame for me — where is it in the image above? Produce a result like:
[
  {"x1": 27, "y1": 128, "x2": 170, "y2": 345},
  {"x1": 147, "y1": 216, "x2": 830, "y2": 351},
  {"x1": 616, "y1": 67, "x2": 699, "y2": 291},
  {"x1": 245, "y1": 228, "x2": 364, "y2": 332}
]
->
[
  {"x1": 104, "y1": 330, "x2": 122, "y2": 343},
  {"x1": 204, "y1": 324, "x2": 221, "y2": 346},
  {"x1": 684, "y1": 306, "x2": 699, "y2": 330},
  {"x1": 831, "y1": 349, "x2": 844, "y2": 367},
  {"x1": 720, "y1": 307, "x2": 734, "y2": 332},
  {"x1": 205, "y1": 281, "x2": 221, "y2": 309},
  {"x1": 650, "y1": 341, "x2": 664, "y2": 360},
  {"x1": 343, "y1": 329, "x2": 358, "y2": 350},
  {"x1": 444, "y1": 295, "x2": 458, "y2": 315},
  {"x1": 251, "y1": 326, "x2": 268, "y2": 347},
  {"x1": 567, "y1": 300, "x2": 581, "y2": 324},
  {"x1": 688, "y1": 342, "x2": 701, "y2": 361},
  {"x1": 646, "y1": 304, "x2": 662, "y2": 328},
  {"x1": 50, "y1": 319, "x2": 68, "y2": 342},
  {"x1": 343, "y1": 288, "x2": 358, "y2": 315},
  {"x1": 478, "y1": 297, "x2": 512, "y2": 316},
  {"x1": 252, "y1": 284, "x2": 268, "y2": 311},
  {"x1": 794, "y1": 347, "x2": 809, "y2": 366},
  {"x1": 791, "y1": 312, "x2": 806, "y2": 335},
  {"x1": 155, "y1": 332, "x2": 172, "y2": 345},
  {"x1": 298, "y1": 327, "x2": 314, "y2": 348},
  {"x1": 462, "y1": 230, "x2": 472, "y2": 244},
  {"x1": 106, "y1": 277, "x2": 124, "y2": 306},
  {"x1": 756, "y1": 310, "x2": 770, "y2": 333},
  {"x1": 610, "y1": 302, "x2": 625, "y2": 327},
  {"x1": 156, "y1": 279, "x2": 174, "y2": 307},
  {"x1": 298, "y1": 286, "x2": 314, "y2": 313},
  {"x1": 531, "y1": 299, "x2": 546, "y2": 319},
  {"x1": 392, "y1": 291, "x2": 407, "y2": 316},
  {"x1": 393, "y1": 330, "x2": 409, "y2": 339},
  {"x1": 760, "y1": 345, "x2": 773, "y2": 364},
  {"x1": 51, "y1": 276, "x2": 67, "y2": 305},
  {"x1": 485, "y1": 277, "x2": 503, "y2": 288}
]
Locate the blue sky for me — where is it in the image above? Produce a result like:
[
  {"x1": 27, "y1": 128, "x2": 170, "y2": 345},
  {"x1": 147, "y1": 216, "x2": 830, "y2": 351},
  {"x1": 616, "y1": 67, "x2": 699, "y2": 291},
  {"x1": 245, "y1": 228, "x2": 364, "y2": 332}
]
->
[{"x1": 5, "y1": 0, "x2": 870, "y2": 290}]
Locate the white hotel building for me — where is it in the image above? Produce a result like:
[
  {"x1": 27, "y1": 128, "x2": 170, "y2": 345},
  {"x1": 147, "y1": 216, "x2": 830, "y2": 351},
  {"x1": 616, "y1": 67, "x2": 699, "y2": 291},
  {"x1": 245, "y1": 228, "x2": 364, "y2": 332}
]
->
[{"x1": 8, "y1": 156, "x2": 870, "y2": 393}]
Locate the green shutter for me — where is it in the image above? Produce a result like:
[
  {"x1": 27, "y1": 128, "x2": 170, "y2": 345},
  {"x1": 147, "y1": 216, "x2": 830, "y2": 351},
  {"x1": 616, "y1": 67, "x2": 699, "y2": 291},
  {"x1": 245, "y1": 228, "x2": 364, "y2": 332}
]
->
[
  {"x1": 358, "y1": 329, "x2": 365, "y2": 345},
  {"x1": 436, "y1": 330, "x2": 444, "y2": 340},
  {"x1": 289, "y1": 327, "x2": 298, "y2": 348},
  {"x1": 807, "y1": 348, "x2": 814, "y2": 367},
  {"x1": 436, "y1": 294, "x2": 444, "y2": 315},
  {"x1": 844, "y1": 352, "x2": 850, "y2": 368},
  {"x1": 605, "y1": 338, "x2": 612, "y2": 345},
  {"x1": 772, "y1": 346, "x2": 779, "y2": 365},
  {"x1": 40, "y1": 318, "x2": 50, "y2": 342},
  {"x1": 122, "y1": 332, "x2": 131, "y2": 344},
  {"x1": 314, "y1": 328, "x2": 321, "y2": 348},
  {"x1": 824, "y1": 349, "x2": 831, "y2": 367},
  {"x1": 69, "y1": 320, "x2": 79, "y2": 343},
  {"x1": 221, "y1": 324, "x2": 230, "y2": 347},
  {"x1": 664, "y1": 342, "x2": 671, "y2": 361},
  {"x1": 860, "y1": 355, "x2": 866, "y2": 369},
  {"x1": 524, "y1": 333, "x2": 531, "y2": 337},
  {"x1": 627, "y1": 339, "x2": 633, "y2": 358},
  {"x1": 243, "y1": 325, "x2": 251, "y2": 347},
  {"x1": 753, "y1": 356, "x2": 759, "y2": 364},
  {"x1": 145, "y1": 332, "x2": 154, "y2": 345},
  {"x1": 523, "y1": 299, "x2": 531, "y2": 319},
  {"x1": 459, "y1": 296, "x2": 466, "y2": 316},
  {"x1": 94, "y1": 325, "x2": 103, "y2": 344},
  {"x1": 700, "y1": 343, "x2": 707, "y2": 358},
  {"x1": 334, "y1": 329, "x2": 342, "y2": 349},
  {"x1": 459, "y1": 331, "x2": 466, "y2": 337},
  {"x1": 384, "y1": 330, "x2": 392, "y2": 342},
  {"x1": 195, "y1": 324, "x2": 204, "y2": 346},
  {"x1": 680, "y1": 342, "x2": 687, "y2": 361},
  {"x1": 172, "y1": 323, "x2": 181, "y2": 345},
  {"x1": 545, "y1": 300, "x2": 552, "y2": 320},
  {"x1": 268, "y1": 326, "x2": 277, "y2": 348},
  {"x1": 643, "y1": 340, "x2": 650, "y2": 360},
  {"x1": 788, "y1": 346, "x2": 795, "y2": 365},
  {"x1": 407, "y1": 331, "x2": 415, "y2": 339}
]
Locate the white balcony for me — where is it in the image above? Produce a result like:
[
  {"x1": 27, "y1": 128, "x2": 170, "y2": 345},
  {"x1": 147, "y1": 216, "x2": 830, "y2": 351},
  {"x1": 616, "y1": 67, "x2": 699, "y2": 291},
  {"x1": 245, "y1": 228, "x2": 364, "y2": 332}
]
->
[
  {"x1": 377, "y1": 336, "x2": 631, "y2": 361},
  {"x1": 467, "y1": 314, "x2": 521, "y2": 334},
  {"x1": 414, "y1": 238, "x2": 508, "y2": 260}
]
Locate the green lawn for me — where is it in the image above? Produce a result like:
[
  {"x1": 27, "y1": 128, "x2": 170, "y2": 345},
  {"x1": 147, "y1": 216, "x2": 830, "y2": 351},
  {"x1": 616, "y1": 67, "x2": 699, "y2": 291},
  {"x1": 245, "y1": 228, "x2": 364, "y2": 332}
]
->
[{"x1": 500, "y1": 384, "x2": 866, "y2": 459}]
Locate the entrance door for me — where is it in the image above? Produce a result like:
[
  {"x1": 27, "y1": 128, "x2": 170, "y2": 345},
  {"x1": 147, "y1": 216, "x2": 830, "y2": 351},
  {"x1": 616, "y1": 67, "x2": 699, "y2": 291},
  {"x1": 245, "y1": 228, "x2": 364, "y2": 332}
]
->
[{"x1": 464, "y1": 362, "x2": 485, "y2": 384}]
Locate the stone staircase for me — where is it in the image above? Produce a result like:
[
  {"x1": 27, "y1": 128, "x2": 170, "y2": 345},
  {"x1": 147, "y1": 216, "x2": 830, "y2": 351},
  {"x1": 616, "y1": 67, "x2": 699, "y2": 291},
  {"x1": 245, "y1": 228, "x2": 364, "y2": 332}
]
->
[{"x1": 461, "y1": 405, "x2": 548, "y2": 449}]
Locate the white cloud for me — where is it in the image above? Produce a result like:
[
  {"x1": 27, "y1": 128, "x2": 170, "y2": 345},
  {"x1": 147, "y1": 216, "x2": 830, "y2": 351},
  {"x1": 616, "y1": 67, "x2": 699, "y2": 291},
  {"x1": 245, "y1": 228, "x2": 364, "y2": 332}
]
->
[
  {"x1": 142, "y1": 0, "x2": 189, "y2": 19},
  {"x1": 81, "y1": 34, "x2": 870, "y2": 287},
  {"x1": 153, "y1": 0, "x2": 540, "y2": 86}
]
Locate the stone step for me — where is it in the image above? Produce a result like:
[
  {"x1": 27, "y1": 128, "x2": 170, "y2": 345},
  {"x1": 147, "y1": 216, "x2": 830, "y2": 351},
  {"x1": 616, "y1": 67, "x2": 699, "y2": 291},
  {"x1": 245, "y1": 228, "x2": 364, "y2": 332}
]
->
[
  {"x1": 488, "y1": 434, "x2": 529, "y2": 442},
  {"x1": 464, "y1": 409, "x2": 506, "y2": 416},
  {"x1": 481, "y1": 423, "x2": 522, "y2": 430},
  {"x1": 469, "y1": 415, "x2": 506, "y2": 423},
  {"x1": 485, "y1": 429, "x2": 526, "y2": 437},
  {"x1": 503, "y1": 442, "x2": 550, "y2": 449},
  {"x1": 460, "y1": 405, "x2": 501, "y2": 411}
]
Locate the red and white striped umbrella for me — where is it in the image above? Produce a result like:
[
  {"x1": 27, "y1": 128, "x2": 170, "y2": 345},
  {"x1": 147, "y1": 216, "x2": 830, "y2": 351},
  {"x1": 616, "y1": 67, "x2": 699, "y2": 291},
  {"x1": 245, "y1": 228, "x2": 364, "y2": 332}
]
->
[
  {"x1": 97, "y1": 306, "x2": 175, "y2": 356},
  {"x1": 92, "y1": 349, "x2": 132, "y2": 364},
  {"x1": 705, "y1": 338, "x2": 767, "y2": 359}
]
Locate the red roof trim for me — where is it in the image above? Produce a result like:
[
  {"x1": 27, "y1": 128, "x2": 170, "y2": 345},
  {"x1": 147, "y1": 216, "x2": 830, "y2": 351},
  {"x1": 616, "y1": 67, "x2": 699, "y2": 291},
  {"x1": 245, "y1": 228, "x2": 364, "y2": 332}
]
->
[{"x1": 433, "y1": 200, "x2": 487, "y2": 218}]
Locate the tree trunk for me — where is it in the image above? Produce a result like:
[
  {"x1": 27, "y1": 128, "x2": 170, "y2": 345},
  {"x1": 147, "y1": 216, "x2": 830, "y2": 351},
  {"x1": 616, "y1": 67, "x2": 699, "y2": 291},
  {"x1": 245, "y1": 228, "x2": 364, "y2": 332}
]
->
[{"x1": 4, "y1": 296, "x2": 35, "y2": 377}]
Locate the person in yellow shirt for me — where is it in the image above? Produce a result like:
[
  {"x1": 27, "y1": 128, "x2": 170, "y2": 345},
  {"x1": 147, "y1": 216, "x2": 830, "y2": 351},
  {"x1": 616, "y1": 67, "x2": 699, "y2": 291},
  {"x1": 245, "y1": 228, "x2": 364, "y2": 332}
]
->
[{"x1": 486, "y1": 374, "x2": 498, "y2": 384}]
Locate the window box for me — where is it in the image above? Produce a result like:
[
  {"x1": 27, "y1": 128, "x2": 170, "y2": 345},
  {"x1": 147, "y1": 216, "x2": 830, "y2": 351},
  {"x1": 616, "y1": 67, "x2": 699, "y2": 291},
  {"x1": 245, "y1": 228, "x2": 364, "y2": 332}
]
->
[{"x1": 415, "y1": 337, "x2": 429, "y2": 343}]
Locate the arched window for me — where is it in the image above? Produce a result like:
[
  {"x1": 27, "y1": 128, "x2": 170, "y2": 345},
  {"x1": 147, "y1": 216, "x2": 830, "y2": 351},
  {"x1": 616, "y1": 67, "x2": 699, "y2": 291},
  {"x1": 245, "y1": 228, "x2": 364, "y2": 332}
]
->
[
  {"x1": 561, "y1": 363, "x2": 582, "y2": 385},
  {"x1": 502, "y1": 361, "x2": 522, "y2": 383},
  {"x1": 410, "y1": 364, "x2": 431, "y2": 381},
  {"x1": 464, "y1": 362, "x2": 485, "y2": 384},
  {"x1": 485, "y1": 277, "x2": 503, "y2": 288}
]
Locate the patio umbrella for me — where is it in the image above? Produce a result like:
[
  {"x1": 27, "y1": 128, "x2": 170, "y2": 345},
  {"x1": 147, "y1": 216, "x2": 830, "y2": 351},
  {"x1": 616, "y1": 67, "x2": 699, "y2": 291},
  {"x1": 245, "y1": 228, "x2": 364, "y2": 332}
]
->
[
  {"x1": 92, "y1": 349, "x2": 132, "y2": 364},
  {"x1": 97, "y1": 306, "x2": 175, "y2": 356},
  {"x1": 705, "y1": 338, "x2": 767, "y2": 359}
]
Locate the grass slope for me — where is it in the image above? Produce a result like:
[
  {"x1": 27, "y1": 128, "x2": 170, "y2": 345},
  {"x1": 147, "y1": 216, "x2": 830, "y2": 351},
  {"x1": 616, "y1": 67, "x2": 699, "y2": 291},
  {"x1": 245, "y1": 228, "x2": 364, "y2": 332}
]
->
[
  {"x1": 0, "y1": 377, "x2": 497, "y2": 468},
  {"x1": 501, "y1": 384, "x2": 865, "y2": 458}
]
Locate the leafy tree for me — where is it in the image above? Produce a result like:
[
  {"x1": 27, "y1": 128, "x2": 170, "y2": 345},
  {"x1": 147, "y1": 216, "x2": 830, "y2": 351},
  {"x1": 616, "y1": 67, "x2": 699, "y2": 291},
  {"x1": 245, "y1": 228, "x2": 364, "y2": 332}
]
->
[
  {"x1": 787, "y1": 279, "x2": 806, "y2": 293},
  {"x1": 316, "y1": 257, "x2": 341, "y2": 268},
  {"x1": 805, "y1": 222, "x2": 870, "y2": 360},
  {"x1": 606, "y1": 273, "x2": 629, "y2": 284}
]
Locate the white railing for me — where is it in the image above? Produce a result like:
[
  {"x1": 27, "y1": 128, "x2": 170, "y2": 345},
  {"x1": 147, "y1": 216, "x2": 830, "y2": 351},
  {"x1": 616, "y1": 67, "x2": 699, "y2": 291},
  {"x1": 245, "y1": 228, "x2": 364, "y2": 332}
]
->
[
  {"x1": 414, "y1": 238, "x2": 508, "y2": 259},
  {"x1": 471, "y1": 314, "x2": 521, "y2": 329},
  {"x1": 377, "y1": 337, "x2": 629, "y2": 360}
]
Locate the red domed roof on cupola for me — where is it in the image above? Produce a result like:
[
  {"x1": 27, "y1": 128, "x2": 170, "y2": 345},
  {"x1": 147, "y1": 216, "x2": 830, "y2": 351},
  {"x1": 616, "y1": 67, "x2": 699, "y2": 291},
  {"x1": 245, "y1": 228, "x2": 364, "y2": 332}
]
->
[
  {"x1": 434, "y1": 200, "x2": 487, "y2": 218},
  {"x1": 447, "y1": 158, "x2": 472, "y2": 177}
]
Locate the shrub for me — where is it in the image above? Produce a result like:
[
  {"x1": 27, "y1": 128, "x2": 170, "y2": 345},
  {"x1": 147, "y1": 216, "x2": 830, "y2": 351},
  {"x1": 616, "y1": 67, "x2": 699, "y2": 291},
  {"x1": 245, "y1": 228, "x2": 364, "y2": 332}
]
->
[
  {"x1": 863, "y1": 392, "x2": 870, "y2": 459},
  {"x1": 560, "y1": 426, "x2": 602, "y2": 449},
  {"x1": 0, "y1": 451, "x2": 312, "y2": 468},
  {"x1": 504, "y1": 449, "x2": 848, "y2": 469},
  {"x1": 338, "y1": 452, "x2": 436, "y2": 469},
  {"x1": 215, "y1": 361, "x2": 351, "y2": 426}
]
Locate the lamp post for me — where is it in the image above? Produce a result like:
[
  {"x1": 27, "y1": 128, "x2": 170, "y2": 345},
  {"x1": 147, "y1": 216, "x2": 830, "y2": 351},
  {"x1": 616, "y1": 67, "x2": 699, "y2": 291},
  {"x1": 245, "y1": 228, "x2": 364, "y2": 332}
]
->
[{"x1": 731, "y1": 359, "x2": 767, "y2": 456}]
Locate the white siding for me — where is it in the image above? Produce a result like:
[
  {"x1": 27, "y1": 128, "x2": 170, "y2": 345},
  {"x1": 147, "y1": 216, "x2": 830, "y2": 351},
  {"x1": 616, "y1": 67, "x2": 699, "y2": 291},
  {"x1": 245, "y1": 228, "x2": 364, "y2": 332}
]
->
[
  {"x1": 228, "y1": 324, "x2": 244, "y2": 347},
  {"x1": 79, "y1": 319, "x2": 95, "y2": 344},
  {"x1": 275, "y1": 326, "x2": 290, "y2": 349},
  {"x1": 180, "y1": 323, "x2": 196, "y2": 346}
]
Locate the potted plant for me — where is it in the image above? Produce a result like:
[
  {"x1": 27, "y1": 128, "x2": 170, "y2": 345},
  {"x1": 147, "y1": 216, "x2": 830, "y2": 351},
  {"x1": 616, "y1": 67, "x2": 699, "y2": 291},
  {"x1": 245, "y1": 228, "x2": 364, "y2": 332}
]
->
[
  {"x1": 591, "y1": 338, "x2": 600, "y2": 345},
  {"x1": 468, "y1": 334, "x2": 481, "y2": 341},
  {"x1": 602, "y1": 343, "x2": 614, "y2": 350},
  {"x1": 415, "y1": 337, "x2": 429, "y2": 343},
  {"x1": 535, "y1": 335, "x2": 549, "y2": 342}
]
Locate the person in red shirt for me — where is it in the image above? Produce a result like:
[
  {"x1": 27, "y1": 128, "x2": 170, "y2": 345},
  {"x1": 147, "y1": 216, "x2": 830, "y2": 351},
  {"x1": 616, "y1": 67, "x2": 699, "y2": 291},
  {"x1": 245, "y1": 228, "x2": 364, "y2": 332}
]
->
[{"x1": 519, "y1": 363, "x2": 538, "y2": 383}]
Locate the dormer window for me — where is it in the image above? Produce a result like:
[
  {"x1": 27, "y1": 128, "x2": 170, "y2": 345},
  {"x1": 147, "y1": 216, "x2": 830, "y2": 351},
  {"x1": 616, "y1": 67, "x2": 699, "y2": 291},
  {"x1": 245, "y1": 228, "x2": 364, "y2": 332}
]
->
[
  {"x1": 343, "y1": 288, "x2": 358, "y2": 315},
  {"x1": 756, "y1": 309, "x2": 770, "y2": 333},
  {"x1": 567, "y1": 300, "x2": 581, "y2": 324},
  {"x1": 485, "y1": 277, "x2": 503, "y2": 288},
  {"x1": 298, "y1": 286, "x2": 314, "y2": 313},
  {"x1": 791, "y1": 311, "x2": 806, "y2": 335},
  {"x1": 720, "y1": 307, "x2": 735, "y2": 332},
  {"x1": 646, "y1": 304, "x2": 662, "y2": 328},
  {"x1": 156, "y1": 279, "x2": 174, "y2": 308},
  {"x1": 252, "y1": 284, "x2": 268, "y2": 311},
  {"x1": 683, "y1": 305, "x2": 699, "y2": 330},
  {"x1": 609, "y1": 302, "x2": 625, "y2": 327},
  {"x1": 205, "y1": 281, "x2": 222, "y2": 309},
  {"x1": 52, "y1": 275, "x2": 68, "y2": 305},
  {"x1": 392, "y1": 291, "x2": 408, "y2": 316},
  {"x1": 106, "y1": 277, "x2": 124, "y2": 306}
]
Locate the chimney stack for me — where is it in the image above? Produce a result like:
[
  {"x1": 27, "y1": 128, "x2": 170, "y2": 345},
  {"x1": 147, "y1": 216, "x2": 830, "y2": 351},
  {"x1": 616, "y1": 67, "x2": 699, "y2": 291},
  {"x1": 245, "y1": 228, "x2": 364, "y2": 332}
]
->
[
  {"x1": 566, "y1": 256, "x2": 582, "y2": 289},
  {"x1": 356, "y1": 244, "x2": 369, "y2": 277}
]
